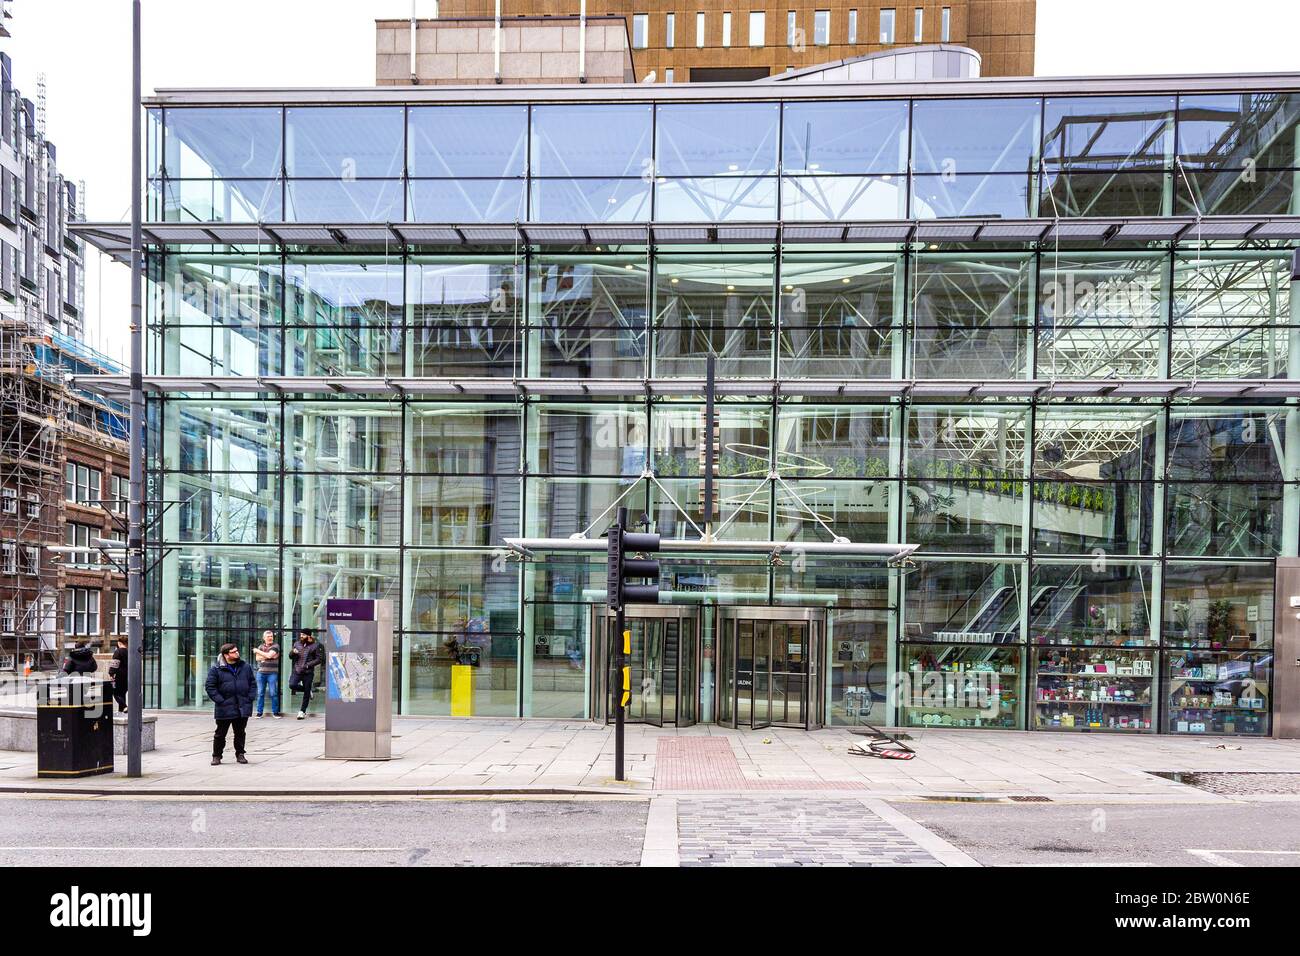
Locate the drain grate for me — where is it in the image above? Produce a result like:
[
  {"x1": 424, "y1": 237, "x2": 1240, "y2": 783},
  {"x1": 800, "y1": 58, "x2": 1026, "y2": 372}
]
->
[
  {"x1": 1009, "y1": 795, "x2": 1052, "y2": 802},
  {"x1": 1149, "y1": 772, "x2": 1300, "y2": 795}
]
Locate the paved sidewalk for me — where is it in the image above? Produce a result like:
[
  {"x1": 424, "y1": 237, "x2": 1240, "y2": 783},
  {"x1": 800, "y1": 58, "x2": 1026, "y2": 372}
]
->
[{"x1": 4, "y1": 712, "x2": 1300, "y2": 801}]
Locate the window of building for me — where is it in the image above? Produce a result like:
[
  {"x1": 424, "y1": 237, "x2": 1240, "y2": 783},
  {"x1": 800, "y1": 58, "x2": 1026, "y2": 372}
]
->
[
  {"x1": 696, "y1": 11, "x2": 706, "y2": 47},
  {"x1": 0, "y1": 544, "x2": 13, "y2": 573},
  {"x1": 65, "y1": 587, "x2": 99, "y2": 638},
  {"x1": 1, "y1": 601, "x2": 13, "y2": 634},
  {"x1": 914, "y1": 7, "x2": 923, "y2": 41},
  {"x1": 722, "y1": 12, "x2": 732, "y2": 47},
  {"x1": 665, "y1": 68, "x2": 675, "y2": 83},
  {"x1": 110, "y1": 474, "x2": 128, "y2": 514},
  {"x1": 65, "y1": 462, "x2": 101, "y2": 506},
  {"x1": 941, "y1": 6, "x2": 951, "y2": 41},
  {"x1": 880, "y1": 8, "x2": 895, "y2": 43},
  {"x1": 813, "y1": 10, "x2": 830, "y2": 45},
  {"x1": 665, "y1": 12, "x2": 676, "y2": 48},
  {"x1": 110, "y1": 590, "x2": 127, "y2": 636},
  {"x1": 21, "y1": 545, "x2": 38, "y2": 575},
  {"x1": 0, "y1": 488, "x2": 14, "y2": 514},
  {"x1": 632, "y1": 13, "x2": 648, "y2": 49},
  {"x1": 847, "y1": 9, "x2": 858, "y2": 43},
  {"x1": 23, "y1": 494, "x2": 39, "y2": 518},
  {"x1": 65, "y1": 522, "x2": 98, "y2": 567},
  {"x1": 787, "y1": 11, "x2": 797, "y2": 46},
  {"x1": 749, "y1": 11, "x2": 766, "y2": 46}
]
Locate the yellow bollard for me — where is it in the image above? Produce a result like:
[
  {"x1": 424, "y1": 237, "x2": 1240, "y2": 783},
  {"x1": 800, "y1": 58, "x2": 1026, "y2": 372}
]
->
[{"x1": 450, "y1": 663, "x2": 474, "y2": 716}]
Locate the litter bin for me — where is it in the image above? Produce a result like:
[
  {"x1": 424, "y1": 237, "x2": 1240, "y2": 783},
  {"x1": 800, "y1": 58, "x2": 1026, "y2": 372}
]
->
[{"x1": 36, "y1": 677, "x2": 114, "y2": 778}]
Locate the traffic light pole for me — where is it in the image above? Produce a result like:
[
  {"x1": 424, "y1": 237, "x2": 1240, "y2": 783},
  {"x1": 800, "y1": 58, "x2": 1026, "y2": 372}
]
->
[{"x1": 607, "y1": 504, "x2": 658, "y2": 783}]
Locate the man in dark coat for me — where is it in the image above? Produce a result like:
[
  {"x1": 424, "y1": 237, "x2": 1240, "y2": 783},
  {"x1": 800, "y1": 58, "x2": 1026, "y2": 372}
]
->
[
  {"x1": 61, "y1": 640, "x2": 98, "y2": 675},
  {"x1": 205, "y1": 643, "x2": 256, "y2": 765},
  {"x1": 289, "y1": 628, "x2": 325, "y2": 720},
  {"x1": 109, "y1": 636, "x2": 128, "y2": 712}
]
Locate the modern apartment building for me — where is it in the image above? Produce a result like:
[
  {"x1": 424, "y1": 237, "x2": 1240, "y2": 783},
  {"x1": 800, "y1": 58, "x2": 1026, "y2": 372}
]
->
[
  {"x1": 380, "y1": 0, "x2": 1034, "y2": 84},
  {"x1": 72, "y1": 66, "x2": 1300, "y2": 737},
  {"x1": 0, "y1": 50, "x2": 128, "y2": 673}
]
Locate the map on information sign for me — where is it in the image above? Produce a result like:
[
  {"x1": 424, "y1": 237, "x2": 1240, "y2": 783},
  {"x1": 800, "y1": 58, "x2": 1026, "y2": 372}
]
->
[
  {"x1": 327, "y1": 652, "x2": 374, "y2": 702},
  {"x1": 327, "y1": 623, "x2": 352, "y2": 648}
]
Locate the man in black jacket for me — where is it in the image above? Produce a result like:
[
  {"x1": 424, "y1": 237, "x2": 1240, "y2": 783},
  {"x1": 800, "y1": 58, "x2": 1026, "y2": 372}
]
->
[
  {"x1": 205, "y1": 643, "x2": 256, "y2": 765},
  {"x1": 61, "y1": 640, "x2": 98, "y2": 676},
  {"x1": 109, "y1": 636, "x2": 128, "y2": 712},
  {"x1": 289, "y1": 628, "x2": 325, "y2": 720}
]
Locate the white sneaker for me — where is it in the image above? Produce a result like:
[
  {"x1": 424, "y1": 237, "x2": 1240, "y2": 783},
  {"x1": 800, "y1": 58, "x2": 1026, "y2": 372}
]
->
[
  {"x1": 272, "y1": 713, "x2": 283, "y2": 719},
  {"x1": 297, "y1": 712, "x2": 305, "y2": 720}
]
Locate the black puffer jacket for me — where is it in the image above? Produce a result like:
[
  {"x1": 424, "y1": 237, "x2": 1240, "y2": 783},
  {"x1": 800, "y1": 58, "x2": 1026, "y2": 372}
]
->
[
  {"x1": 290, "y1": 639, "x2": 325, "y2": 676},
  {"x1": 61, "y1": 645, "x2": 98, "y2": 675},
  {"x1": 204, "y1": 658, "x2": 257, "y2": 720}
]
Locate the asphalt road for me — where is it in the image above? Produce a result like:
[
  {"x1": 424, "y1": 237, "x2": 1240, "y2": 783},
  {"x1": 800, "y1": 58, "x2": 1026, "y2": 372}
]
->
[
  {"x1": 0, "y1": 797, "x2": 648, "y2": 867},
  {"x1": 895, "y1": 800, "x2": 1300, "y2": 867}
]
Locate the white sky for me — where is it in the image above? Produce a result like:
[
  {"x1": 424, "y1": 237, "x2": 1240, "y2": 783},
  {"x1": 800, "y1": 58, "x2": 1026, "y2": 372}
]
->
[{"x1": 3, "y1": 0, "x2": 1298, "y2": 362}]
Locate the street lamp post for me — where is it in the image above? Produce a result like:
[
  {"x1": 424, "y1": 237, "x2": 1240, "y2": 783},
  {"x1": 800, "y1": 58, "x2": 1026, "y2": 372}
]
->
[{"x1": 126, "y1": 0, "x2": 144, "y2": 777}]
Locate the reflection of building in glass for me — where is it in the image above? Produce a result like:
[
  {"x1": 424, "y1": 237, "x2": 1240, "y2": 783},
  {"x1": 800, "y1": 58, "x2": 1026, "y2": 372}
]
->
[{"x1": 72, "y1": 71, "x2": 1300, "y2": 737}]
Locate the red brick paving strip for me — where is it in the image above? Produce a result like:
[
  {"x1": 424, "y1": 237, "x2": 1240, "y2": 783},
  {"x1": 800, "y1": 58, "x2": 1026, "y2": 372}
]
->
[{"x1": 655, "y1": 737, "x2": 871, "y2": 791}]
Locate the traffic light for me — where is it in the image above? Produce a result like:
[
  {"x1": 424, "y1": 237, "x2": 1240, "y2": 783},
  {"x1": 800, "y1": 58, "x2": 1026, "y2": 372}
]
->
[{"x1": 606, "y1": 515, "x2": 661, "y2": 612}]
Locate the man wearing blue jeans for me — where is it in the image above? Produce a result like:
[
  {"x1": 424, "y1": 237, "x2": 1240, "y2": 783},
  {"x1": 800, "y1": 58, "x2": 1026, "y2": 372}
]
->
[{"x1": 253, "y1": 630, "x2": 282, "y2": 718}]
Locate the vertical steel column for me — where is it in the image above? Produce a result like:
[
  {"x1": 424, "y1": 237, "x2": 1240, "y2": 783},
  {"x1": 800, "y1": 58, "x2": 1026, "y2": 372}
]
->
[
  {"x1": 126, "y1": 0, "x2": 144, "y2": 776},
  {"x1": 613, "y1": 506, "x2": 627, "y2": 780}
]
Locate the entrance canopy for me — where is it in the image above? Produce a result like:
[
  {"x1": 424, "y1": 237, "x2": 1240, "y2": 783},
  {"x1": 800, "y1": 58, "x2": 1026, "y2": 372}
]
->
[{"x1": 504, "y1": 535, "x2": 917, "y2": 565}]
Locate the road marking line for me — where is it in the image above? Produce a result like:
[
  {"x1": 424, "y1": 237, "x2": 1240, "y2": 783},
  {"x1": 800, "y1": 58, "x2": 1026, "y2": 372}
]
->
[
  {"x1": 1186, "y1": 849, "x2": 1246, "y2": 867},
  {"x1": 640, "y1": 795, "x2": 679, "y2": 868},
  {"x1": 0, "y1": 846, "x2": 406, "y2": 852},
  {"x1": 861, "y1": 799, "x2": 981, "y2": 868}
]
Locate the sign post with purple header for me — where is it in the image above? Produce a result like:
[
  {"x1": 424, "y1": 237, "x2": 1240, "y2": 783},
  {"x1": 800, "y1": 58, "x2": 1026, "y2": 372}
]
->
[{"x1": 321, "y1": 598, "x2": 394, "y2": 760}]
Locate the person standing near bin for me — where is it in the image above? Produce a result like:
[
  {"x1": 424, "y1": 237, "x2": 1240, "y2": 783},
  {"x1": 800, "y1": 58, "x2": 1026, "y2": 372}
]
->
[
  {"x1": 109, "y1": 636, "x2": 128, "y2": 712},
  {"x1": 253, "y1": 629, "x2": 283, "y2": 718},
  {"x1": 205, "y1": 643, "x2": 256, "y2": 765},
  {"x1": 61, "y1": 639, "x2": 98, "y2": 676},
  {"x1": 289, "y1": 627, "x2": 324, "y2": 720}
]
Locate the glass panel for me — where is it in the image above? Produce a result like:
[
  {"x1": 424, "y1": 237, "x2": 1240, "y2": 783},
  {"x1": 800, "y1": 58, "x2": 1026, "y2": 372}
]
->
[
  {"x1": 285, "y1": 180, "x2": 403, "y2": 222},
  {"x1": 898, "y1": 644, "x2": 1022, "y2": 729},
  {"x1": 1034, "y1": 646, "x2": 1155, "y2": 732},
  {"x1": 156, "y1": 254, "x2": 282, "y2": 376},
  {"x1": 164, "y1": 179, "x2": 282, "y2": 223},
  {"x1": 530, "y1": 178, "x2": 651, "y2": 222},
  {"x1": 912, "y1": 255, "x2": 1034, "y2": 379},
  {"x1": 1165, "y1": 482, "x2": 1286, "y2": 558},
  {"x1": 782, "y1": 100, "x2": 908, "y2": 174},
  {"x1": 285, "y1": 106, "x2": 405, "y2": 178},
  {"x1": 407, "y1": 179, "x2": 526, "y2": 222},
  {"x1": 530, "y1": 104, "x2": 653, "y2": 177},
  {"x1": 527, "y1": 603, "x2": 587, "y2": 718},
  {"x1": 654, "y1": 177, "x2": 779, "y2": 222},
  {"x1": 1039, "y1": 171, "x2": 1172, "y2": 217},
  {"x1": 779, "y1": 254, "x2": 900, "y2": 379},
  {"x1": 911, "y1": 98, "x2": 1041, "y2": 174},
  {"x1": 775, "y1": 479, "x2": 895, "y2": 543},
  {"x1": 911, "y1": 173, "x2": 1037, "y2": 219},
  {"x1": 775, "y1": 404, "x2": 893, "y2": 477},
  {"x1": 404, "y1": 633, "x2": 519, "y2": 717},
  {"x1": 403, "y1": 550, "x2": 520, "y2": 634},
  {"x1": 1176, "y1": 168, "x2": 1298, "y2": 217},
  {"x1": 525, "y1": 477, "x2": 646, "y2": 539},
  {"x1": 1038, "y1": 252, "x2": 1168, "y2": 379},
  {"x1": 1028, "y1": 561, "x2": 1155, "y2": 646},
  {"x1": 411, "y1": 405, "x2": 521, "y2": 475},
  {"x1": 408, "y1": 258, "x2": 522, "y2": 377},
  {"x1": 164, "y1": 107, "x2": 283, "y2": 179},
  {"x1": 535, "y1": 404, "x2": 647, "y2": 477},
  {"x1": 1167, "y1": 409, "x2": 1292, "y2": 482},
  {"x1": 902, "y1": 559, "x2": 1026, "y2": 642},
  {"x1": 171, "y1": 472, "x2": 281, "y2": 544},
  {"x1": 1167, "y1": 650, "x2": 1270, "y2": 735},
  {"x1": 1176, "y1": 93, "x2": 1300, "y2": 170},
  {"x1": 405, "y1": 477, "x2": 520, "y2": 545},
  {"x1": 1163, "y1": 562, "x2": 1275, "y2": 650},
  {"x1": 656, "y1": 102, "x2": 779, "y2": 177},
  {"x1": 407, "y1": 105, "x2": 528, "y2": 177},
  {"x1": 530, "y1": 255, "x2": 647, "y2": 379},
  {"x1": 285, "y1": 400, "x2": 402, "y2": 473},
  {"x1": 653, "y1": 255, "x2": 774, "y2": 377},
  {"x1": 782, "y1": 174, "x2": 908, "y2": 220},
  {"x1": 828, "y1": 607, "x2": 889, "y2": 726},
  {"x1": 1043, "y1": 95, "x2": 1174, "y2": 172}
]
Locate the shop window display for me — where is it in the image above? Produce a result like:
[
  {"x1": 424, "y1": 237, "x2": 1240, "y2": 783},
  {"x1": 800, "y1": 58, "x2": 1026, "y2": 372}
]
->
[
  {"x1": 1166, "y1": 650, "x2": 1271, "y2": 735},
  {"x1": 897, "y1": 645, "x2": 1022, "y2": 729},
  {"x1": 1033, "y1": 646, "x2": 1155, "y2": 732}
]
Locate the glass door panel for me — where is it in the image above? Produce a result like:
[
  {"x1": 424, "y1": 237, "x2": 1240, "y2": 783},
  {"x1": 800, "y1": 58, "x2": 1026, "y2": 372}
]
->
[
  {"x1": 736, "y1": 619, "x2": 755, "y2": 726},
  {"x1": 678, "y1": 618, "x2": 697, "y2": 727},
  {"x1": 752, "y1": 621, "x2": 773, "y2": 729}
]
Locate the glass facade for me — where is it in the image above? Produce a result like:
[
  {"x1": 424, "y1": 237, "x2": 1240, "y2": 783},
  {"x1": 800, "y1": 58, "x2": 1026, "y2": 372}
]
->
[{"x1": 133, "y1": 82, "x2": 1300, "y2": 737}]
